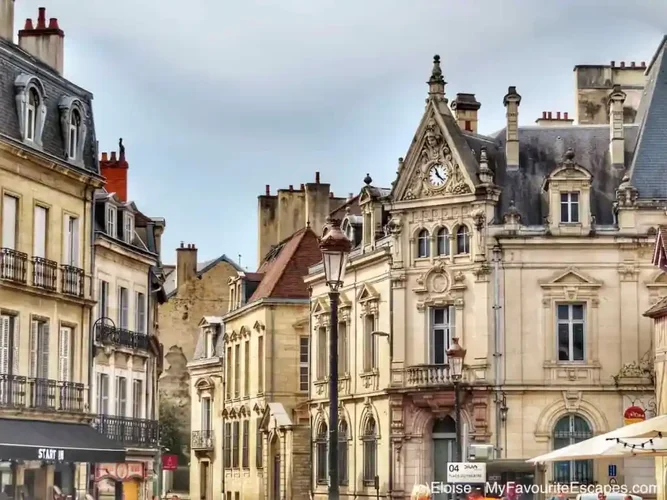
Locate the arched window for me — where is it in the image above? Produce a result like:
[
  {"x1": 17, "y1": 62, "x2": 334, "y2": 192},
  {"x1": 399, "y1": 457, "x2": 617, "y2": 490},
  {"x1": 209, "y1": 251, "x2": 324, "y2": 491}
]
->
[
  {"x1": 342, "y1": 219, "x2": 353, "y2": 241},
  {"x1": 68, "y1": 108, "x2": 82, "y2": 159},
  {"x1": 26, "y1": 88, "x2": 40, "y2": 142},
  {"x1": 456, "y1": 225, "x2": 470, "y2": 255},
  {"x1": 417, "y1": 229, "x2": 430, "y2": 258},
  {"x1": 362, "y1": 416, "x2": 377, "y2": 486},
  {"x1": 338, "y1": 420, "x2": 349, "y2": 485},
  {"x1": 315, "y1": 421, "x2": 328, "y2": 484},
  {"x1": 436, "y1": 228, "x2": 450, "y2": 256},
  {"x1": 553, "y1": 414, "x2": 593, "y2": 484}
]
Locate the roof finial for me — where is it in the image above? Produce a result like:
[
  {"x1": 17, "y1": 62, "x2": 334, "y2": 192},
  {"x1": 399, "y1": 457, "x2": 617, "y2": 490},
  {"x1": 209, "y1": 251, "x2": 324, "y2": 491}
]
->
[
  {"x1": 363, "y1": 173, "x2": 373, "y2": 186},
  {"x1": 427, "y1": 54, "x2": 447, "y2": 101}
]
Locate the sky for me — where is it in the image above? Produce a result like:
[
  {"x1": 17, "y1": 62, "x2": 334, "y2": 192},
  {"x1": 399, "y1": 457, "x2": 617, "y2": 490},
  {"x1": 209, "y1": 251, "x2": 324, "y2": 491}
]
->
[{"x1": 13, "y1": 0, "x2": 667, "y2": 269}]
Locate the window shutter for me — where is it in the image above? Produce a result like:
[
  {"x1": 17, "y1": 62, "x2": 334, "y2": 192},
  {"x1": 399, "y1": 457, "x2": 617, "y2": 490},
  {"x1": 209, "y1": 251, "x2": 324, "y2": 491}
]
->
[
  {"x1": 33, "y1": 206, "x2": 47, "y2": 258},
  {"x1": 0, "y1": 316, "x2": 10, "y2": 374},
  {"x1": 39, "y1": 322, "x2": 49, "y2": 379},
  {"x1": 2, "y1": 195, "x2": 17, "y2": 250},
  {"x1": 29, "y1": 320, "x2": 38, "y2": 377},
  {"x1": 12, "y1": 316, "x2": 19, "y2": 375},
  {"x1": 58, "y1": 327, "x2": 71, "y2": 381},
  {"x1": 71, "y1": 217, "x2": 80, "y2": 266},
  {"x1": 63, "y1": 214, "x2": 71, "y2": 265}
]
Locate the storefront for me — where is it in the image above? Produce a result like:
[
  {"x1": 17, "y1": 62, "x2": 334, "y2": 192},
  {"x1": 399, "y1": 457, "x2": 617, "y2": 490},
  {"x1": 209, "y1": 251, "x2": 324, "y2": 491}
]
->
[
  {"x1": 0, "y1": 418, "x2": 126, "y2": 499},
  {"x1": 95, "y1": 462, "x2": 150, "y2": 500}
]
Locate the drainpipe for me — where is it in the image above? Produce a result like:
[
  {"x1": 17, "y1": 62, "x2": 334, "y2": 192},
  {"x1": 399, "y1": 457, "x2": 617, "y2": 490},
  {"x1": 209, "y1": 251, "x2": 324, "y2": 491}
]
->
[
  {"x1": 387, "y1": 254, "x2": 394, "y2": 497},
  {"x1": 86, "y1": 183, "x2": 95, "y2": 495},
  {"x1": 222, "y1": 354, "x2": 226, "y2": 498},
  {"x1": 492, "y1": 245, "x2": 502, "y2": 457},
  {"x1": 308, "y1": 287, "x2": 314, "y2": 498}
]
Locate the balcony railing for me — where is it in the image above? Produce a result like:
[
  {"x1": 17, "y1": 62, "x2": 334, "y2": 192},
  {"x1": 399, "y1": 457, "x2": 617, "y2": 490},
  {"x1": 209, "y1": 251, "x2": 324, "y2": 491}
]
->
[
  {"x1": 95, "y1": 323, "x2": 149, "y2": 351},
  {"x1": 61, "y1": 265, "x2": 85, "y2": 297},
  {"x1": 0, "y1": 248, "x2": 28, "y2": 283},
  {"x1": 191, "y1": 430, "x2": 215, "y2": 450},
  {"x1": 0, "y1": 374, "x2": 85, "y2": 412},
  {"x1": 92, "y1": 415, "x2": 160, "y2": 448},
  {"x1": 405, "y1": 364, "x2": 451, "y2": 388},
  {"x1": 32, "y1": 257, "x2": 58, "y2": 291}
]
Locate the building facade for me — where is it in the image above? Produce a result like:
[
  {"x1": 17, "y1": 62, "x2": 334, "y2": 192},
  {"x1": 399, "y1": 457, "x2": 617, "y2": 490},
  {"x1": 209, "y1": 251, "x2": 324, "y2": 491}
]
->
[
  {"x1": 0, "y1": 6, "x2": 126, "y2": 499},
  {"x1": 306, "y1": 38, "x2": 667, "y2": 499},
  {"x1": 90, "y1": 143, "x2": 166, "y2": 500}
]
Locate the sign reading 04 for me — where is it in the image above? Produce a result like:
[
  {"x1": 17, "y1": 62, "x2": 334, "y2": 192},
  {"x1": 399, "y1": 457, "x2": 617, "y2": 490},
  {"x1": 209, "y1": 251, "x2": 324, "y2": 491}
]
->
[{"x1": 428, "y1": 163, "x2": 448, "y2": 187}]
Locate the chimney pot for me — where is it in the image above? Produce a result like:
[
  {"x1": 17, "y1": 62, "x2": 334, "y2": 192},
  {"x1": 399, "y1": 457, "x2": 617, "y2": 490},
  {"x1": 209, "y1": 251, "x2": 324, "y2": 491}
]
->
[
  {"x1": 542, "y1": 111, "x2": 547, "y2": 119},
  {"x1": 48, "y1": 18, "x2": 59, "y2": 30},
  {"x1": 265, "y1": 184, "x2": 270, "y2": 196},
  {"x1": 101, "y1": 152, "x2": 108, "y2": 162},
  {"x1": 620, "y1": 61, "x2": 625, "y2": 68},
  {"x1": 631, "y1": 61, "x2": 636, "y2": 68},
  {"x1": 289, "y1": 185, "x2": 293, "y2": 191},
  {"x1": 180, "y1": 241, "x2": 184, "y2": 248},
  {"x1": 37, "y1": 8, "x2": 46, "y2": 29},
  {"x1": 564, "y1": 112, "x2": 569, "y2": 120},
  {"x1": 548, "y1": 112, "x2": 552, "y2": 119},
  {"x1": 611, "y1": 60, "x2": 615, "y2": 67},
  {"x1": 300, "y1": 183, "x2": 305, "y2": 190},
  {"x1": 110, "y1": 152, "x2": 117, "y2": 161},
  {"x1": 330, "y1": 192, "x2": 334, "y2": 198},
  {"x1": 24, "y1": 18, "x2": 34, "y2": 30},
  {"x1": 557, "y1": 112, "x2": 561, "y2": 120},
  {"x1": 641, "y1": 61, "x2": 646, "y2": 67},
  {"x1": 315, "y1": 171, "x2": 320, "y2": 184}
]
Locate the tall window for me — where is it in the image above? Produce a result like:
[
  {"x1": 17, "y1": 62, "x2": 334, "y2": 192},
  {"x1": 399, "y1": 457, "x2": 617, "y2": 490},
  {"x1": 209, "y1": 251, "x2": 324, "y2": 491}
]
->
[
  {"x1": 97, "y1": 373, "x2": 109, "y2": 414},
  {"x1": 123, "y1": 213, "x2": 134, "y2": 243},
  {"x1": 132, "y1": 379, "x2": 143, "y2": 418},
  {"x1": 0, "y1": 315, "x2": 18, "y2": 376},
  {"x1": 315, "y1": 422, "x2": 328, "y2": 484},
  {"x1": 63, "y1": 215, "x2": 80, "y2": 267},
  {"x1": 338, "y1": 321, "x2": 348, "y2": 374},
  {"x1": 224, "y1": 422, "x2": 232, "y2": 468},
  {"x1": 553, "y1": 414, "x2": 593, "y2": 483},
  {"x1": 431, "y1": 307, "x2": 455, "y2": 364},
  {"x1": 232, "y1": 421, "x2": 240, "y2": 468},
  {"x1": 135, "y1": 292, "x2": 146, "y2": 333},
  {"x1": 26, "y1": 88, "x2": 39, "y2": 142},
  {"x1": 201, "y1": 397, "x2": 212, "y2": 431},
  {"x1": 317, "y1": 327, "x2": 327, "y2": 379},
  {"x1": 258, "y1": 336, "x2": 264, "y2": 394},
  {"x1": 242, "y1": 420, "x2": 249, "y2": 468},
  {"x1": 68, "y1": 109, "x2": 81, "y2": 160},
  {"x1": 2, "y1": 195, "x2": 18, "y2": 250},
  {"x1": 33, "y1": 206, "x2": 47, "y2": 258},
  {"x1": 29, "y1": 319, "x2": 49, "y2": 379},
  {"x1": 256, "y1": 419, "x2": 263, "y2": 468},
  {"x1": 115, "y1": 376, "x2": 127, "y2": 416},
  {"x1": 57, "y1": 326, "x2": 72, "y2": 381},
  {"x1": 226, "y1": 347, "x2": 232, "y2": 398},
  {"x1": 362, "y1": 416, "x2": 378, "y2": 485},
  {"x1": 560, "y1": 192, "x2": 580, "y2": 223},
  {"x1": 106, "y1": 204, "x2": 117, "y2": 237},
  {"x1": 234, "y1": 344, "x2": 240, "y2": 397},
  {"x1": 417, "y1": 229, "x2": 430, "y2": 258},
  {"x1": 243, "y1": 340, "x2": 250, "y2": 396},
  {"x1": 118, "y1": 287, "x2": 129, "y2": 329},
  {"x1": 299, "y1": 337, "x2": 309, "y2": 392},
  {"x1": 338, "y1": 420, "x2": 349, "y2": 485},
  {"x1": 98, "y1": 280, "x2": 109, "y2": 319},
  {"x1": 363, "y1": 314, "x2": 378, "y2": 371},
  {"x1": 436, "y1": 228, "x2": 450, "y2": 256},
  {"x1": 557, "y1": 304, "x2": 585, "y2": 361},
  {"x1": 456, "y1": 226, "x2": 470, "y2": 254}
]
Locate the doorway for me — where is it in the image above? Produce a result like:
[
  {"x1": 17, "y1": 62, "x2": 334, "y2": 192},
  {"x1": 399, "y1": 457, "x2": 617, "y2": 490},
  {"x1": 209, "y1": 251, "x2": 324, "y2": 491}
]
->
[{"x1": 433, "y1": 416, "x2": 456, "y2": 500}]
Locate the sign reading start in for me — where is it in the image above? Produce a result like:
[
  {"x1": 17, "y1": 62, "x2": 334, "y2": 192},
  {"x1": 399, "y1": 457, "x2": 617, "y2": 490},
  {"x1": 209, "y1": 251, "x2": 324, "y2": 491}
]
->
[{"x1": 38, "y1": 448, "x2": 65, "y2": 461}]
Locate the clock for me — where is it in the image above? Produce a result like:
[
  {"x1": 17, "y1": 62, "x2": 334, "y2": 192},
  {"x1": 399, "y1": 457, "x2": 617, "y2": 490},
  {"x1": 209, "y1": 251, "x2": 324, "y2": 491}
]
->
[{"x1": 428, "y1": 164, "x2": 447, "y2": 187}]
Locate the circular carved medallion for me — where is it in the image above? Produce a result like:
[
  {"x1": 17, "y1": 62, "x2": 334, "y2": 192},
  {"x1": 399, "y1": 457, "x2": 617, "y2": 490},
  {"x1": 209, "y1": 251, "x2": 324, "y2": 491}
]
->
[{"x1": 430, "y1": 273, "x2": 449, "y2": 293}]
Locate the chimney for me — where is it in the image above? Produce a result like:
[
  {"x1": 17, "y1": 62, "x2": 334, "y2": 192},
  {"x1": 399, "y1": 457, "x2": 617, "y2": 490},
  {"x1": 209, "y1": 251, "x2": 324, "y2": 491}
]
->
[
  {"x1": 608, "y1": 84, "x2": 627, "y2": 167},
  {"x1": 18, "y1": 8, "x2": 65, "y2": 74},
  {"x1": 535, "y1": 111, "x2": 574, "y2": 127},
  {"x1": 100, "y1": 139, "x2": 129, "y2": 201},
  {"x1": 503, "y1": 86, "x2": 522, "y2": 170},
  {"x1": 176, "y1": 242, "x2": 198, "y2": 288},
  {"x1": 0, "y1": 0, "x2": 14, "y2": 41},
  {"x1": 451, "y1": 93, "x2": 481, "y2": 134}
]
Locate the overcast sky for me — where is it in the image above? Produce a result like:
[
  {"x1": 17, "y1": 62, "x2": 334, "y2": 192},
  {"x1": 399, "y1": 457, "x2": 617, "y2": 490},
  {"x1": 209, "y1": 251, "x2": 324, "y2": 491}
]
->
[{"x1": 13, "y1": 1, "x2": 667, "y2": 268}]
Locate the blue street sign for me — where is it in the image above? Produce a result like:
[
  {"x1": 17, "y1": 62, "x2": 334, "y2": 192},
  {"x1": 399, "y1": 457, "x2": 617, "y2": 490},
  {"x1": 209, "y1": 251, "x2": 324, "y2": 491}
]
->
[{"x1": 608, "y1": 465, "x2": 617, "y2": 477}]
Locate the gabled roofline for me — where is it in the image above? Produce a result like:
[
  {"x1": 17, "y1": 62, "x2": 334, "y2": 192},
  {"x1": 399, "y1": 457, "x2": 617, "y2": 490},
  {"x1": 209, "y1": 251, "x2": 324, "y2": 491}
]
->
[{"x1": 165, "y1": 254, "x2": 243, "y2": 299}]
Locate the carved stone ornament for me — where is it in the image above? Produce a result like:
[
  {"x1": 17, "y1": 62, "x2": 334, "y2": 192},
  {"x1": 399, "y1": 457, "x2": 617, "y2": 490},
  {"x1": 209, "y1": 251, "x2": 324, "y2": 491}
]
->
[
  {"x1": 616, "y1": 176, "x2": 639, "y2": 207},
  {"x1": 404, "y1": 119, "x2": 472, "y2": 200}
]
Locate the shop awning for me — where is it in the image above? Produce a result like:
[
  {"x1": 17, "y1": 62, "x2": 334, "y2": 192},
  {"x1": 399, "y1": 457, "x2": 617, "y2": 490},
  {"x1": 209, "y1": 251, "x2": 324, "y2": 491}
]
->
[{"x1": 0, "y1": 418, "x2": 126, "y2": 463}]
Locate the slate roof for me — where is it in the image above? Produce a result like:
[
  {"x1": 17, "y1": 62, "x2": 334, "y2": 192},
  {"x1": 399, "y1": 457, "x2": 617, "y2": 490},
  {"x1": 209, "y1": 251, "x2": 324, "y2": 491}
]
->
[
  {"x1": 0, "y1": 38, "x2": 98, "y2": 175},
  {"x1": 163, "y1": 255, "x2": 243, "y2": 297}
]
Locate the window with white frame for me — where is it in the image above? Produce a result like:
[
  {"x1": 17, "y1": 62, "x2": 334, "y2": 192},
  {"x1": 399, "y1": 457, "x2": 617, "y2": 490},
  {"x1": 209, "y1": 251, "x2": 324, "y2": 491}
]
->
[
  {"x1": 29, "y1": 319, "x2": 49, "y2": 380},
  {"x1": 560, "y1": 192, "x2": 580, "y2": 223},
  {"x1": 123, "y1": 212, "x2": 134, "y2": 243},
  {"x1": 33, "y1": 205, "x2": 47, "y2": 259},
  {"x1": 201, "y1": 397, "x2": 212, "y2": 431},
  {"x1": 68, "y1": 109, "x2": 81, "y2": 160},
  {"x1": 97, "y1": 373, "x2": 109, "y2": 414},
  {"x1": 98, "y1": 280, "x2": 109, "y2": 319},
  {"x1": 417, "y1": 229, "x2": 430, "y2": 258},
  {"x1": 135, "y1": 292, "x2": 146, "y2": 333},
  {"x1": 106, "y1": 204, "x2": 117, "y2": 237},
  {"x1": 299, "y1": 336, "x2": 309, "y2": 392},
  {"x1": 0, "y1": 314, "x2": 19, "y2": 376},
  {"x1": 25, "y1": 88, "x2": 39, "y2": 142},
  {"x1": 2, "y1": 194, "x2": 18, "y2": 250},
  {"x1": 57, "y1": 326, "x2": 72, "y2": 381},
  {"x1": 557, "y1": 304, "x2": 585, "y2": 361},
  {"x1": 244, "y1": 340, "x2": 250, "y2": 396},
  {"x1": 431, "y1": 306, "x2": 455, "y2": 364},
  {"x1": 118, "y1": 287, "x2": 129, "y2": 329},
  {"x1": 115, "y1": 376, "x2": 127, "y2": 416},
  {"x1": 226, "y1": 347, "x2": 232, "y2": 398},
  {"x1": 234, "y1": 344, "x2": 240, "y2": 397},
  {"x1": 436, "y1": 227, "x2": 450, "y2": 256},
  {"x1": 363, "y1": 314, "x2": 378, "y2": 371},
  {"x1": 132, "y1": 379, "x2": 143, "y2": 418},
  {"x1": 63, "y1": 215, "x2": 80, "y2": 267},
  {"x1": 317, "y1": 327, "x2": 327, "y2": 379},
  {"x1": 455, "y1": 226, "x2": 470, "y2": 254}
]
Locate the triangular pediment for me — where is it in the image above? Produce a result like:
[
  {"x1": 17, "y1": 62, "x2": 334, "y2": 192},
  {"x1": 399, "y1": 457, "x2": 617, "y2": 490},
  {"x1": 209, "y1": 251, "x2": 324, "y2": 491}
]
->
[
  {"x1": 357, "y1": 283, "x2": 379, "y2": 302},
  {"x1": 312, "y1": 298, "x2": 330, "y2": 315},
  {"x1": 539, "y1": 267, "x2": 602, "y2": 288},
  {"x1": 392, "y1": 100, "x2": 478, "y2": 202},
  {"x1": 339, "y1": 292, "x2": 352, "y2": 309}
]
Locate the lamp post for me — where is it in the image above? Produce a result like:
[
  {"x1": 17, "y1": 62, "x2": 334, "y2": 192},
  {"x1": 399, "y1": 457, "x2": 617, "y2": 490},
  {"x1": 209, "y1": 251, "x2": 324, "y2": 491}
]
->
[
  {"x1": 319, "y1": 218, "x2": 352, "y2": 500},
  {"x1": 447, "y1": 338, "x2": 467, "y2": 462}
]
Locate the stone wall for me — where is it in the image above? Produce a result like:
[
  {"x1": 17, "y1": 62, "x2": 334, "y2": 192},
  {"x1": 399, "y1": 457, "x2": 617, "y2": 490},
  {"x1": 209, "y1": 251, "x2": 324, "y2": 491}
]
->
[{"x1": 290, "y1": 425, "x2": 311, "y2": 499}]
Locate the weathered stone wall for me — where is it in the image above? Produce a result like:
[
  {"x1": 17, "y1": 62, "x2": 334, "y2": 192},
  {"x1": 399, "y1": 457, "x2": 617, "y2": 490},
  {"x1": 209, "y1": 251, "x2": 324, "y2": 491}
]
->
[{"x1": 290, "y1": 425, "x2": 311, "y2": 499}]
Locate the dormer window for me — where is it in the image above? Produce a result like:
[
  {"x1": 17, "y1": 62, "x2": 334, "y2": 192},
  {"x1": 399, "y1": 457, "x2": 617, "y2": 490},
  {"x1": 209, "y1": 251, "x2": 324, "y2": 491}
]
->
[
  {"x1": 26, "y1": 88, "x2": 39, "y2": 142},
  {"x1": 106, "y1": 204, "x2": 117, "y2": 236},
  {"x1": 15, "y1": 75, "x2": 47, "y2": 147},
  {"x1": 206, "y1": 326, "x2": 219, "y2": 358},
  {"x1": 560, "y1": 192, "x2": 579, "y2": 223},
  {"x1": 124, "y1": 212, "x2": 134, "y2": 243},
  {"x1": 68, "y1": 109, "x2": 81, "y2": 160}
]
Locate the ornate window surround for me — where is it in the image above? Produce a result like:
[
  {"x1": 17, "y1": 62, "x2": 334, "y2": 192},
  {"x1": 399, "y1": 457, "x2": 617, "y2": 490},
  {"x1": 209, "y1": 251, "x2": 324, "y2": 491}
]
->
[
  {"x1": 14, "y1": 74, "x2": 47, "y2": 148},
  {"x1": 58, "y1": 96, "x2": 88, "y2": 165},
  {"x1": 194, "y1": 376, "x2": 215, "y2": 401},
  {"x1": 312, "y1": 294, "x2": 352, "y2": 393},
  {"x1": 358, "y1": 284, "x2": 380, "y2": 388}
]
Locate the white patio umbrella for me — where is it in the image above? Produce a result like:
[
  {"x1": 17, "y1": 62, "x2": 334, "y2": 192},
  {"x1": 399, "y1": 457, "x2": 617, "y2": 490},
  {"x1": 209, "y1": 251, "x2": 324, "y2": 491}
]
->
[{"x1": 602, "y1": 414, "x2": 667, "y2": 440}]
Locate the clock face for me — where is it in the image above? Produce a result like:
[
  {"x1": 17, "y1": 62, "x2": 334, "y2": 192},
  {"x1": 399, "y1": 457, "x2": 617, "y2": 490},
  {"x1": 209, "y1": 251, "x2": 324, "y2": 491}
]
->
[{"x1": 428, "y1": 164, "x2": 447, "y2": 187}]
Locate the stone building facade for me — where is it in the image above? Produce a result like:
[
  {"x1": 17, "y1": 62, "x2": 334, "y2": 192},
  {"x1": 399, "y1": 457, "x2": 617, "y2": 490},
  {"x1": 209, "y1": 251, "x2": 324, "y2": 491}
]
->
[{"x1": 306, "y1": 37, "x2": 667, "y2": 499}]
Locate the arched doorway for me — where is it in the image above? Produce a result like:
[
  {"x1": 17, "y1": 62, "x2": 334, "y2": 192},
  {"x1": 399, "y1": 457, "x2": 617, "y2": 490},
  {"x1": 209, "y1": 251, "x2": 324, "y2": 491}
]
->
[
  {"x1": 433, "y1": 416, "x2": 456, "y2": 498},
  {"x1": 268, "y1": 432, "x2": 281, "y2": 500}
]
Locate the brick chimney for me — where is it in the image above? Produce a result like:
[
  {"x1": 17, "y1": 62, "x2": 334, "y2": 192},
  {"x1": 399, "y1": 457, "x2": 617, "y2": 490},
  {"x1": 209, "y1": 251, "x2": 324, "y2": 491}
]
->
[
  {"x1": 535, "y1": 111, "x2": 574, "y2": 127},
  {"x1": 100, "y1": 139, "x2": 129, "y2": 201},
  {"x1": 451, "y1": 93, "x2": 481, "y2": 133},
  {"x1": 18, "y1": 8, "x2": 64, "y2": 74},
  {"x1": 608, "y1": 84, "x2": 627, "y2": 167},
  {"x1": 176, "y1": 242, "x2": 198, "y2": 287},
  {"x1": 0, "y1": 0, "x2": 14, "y2": 41},
  {"x1": 503, "y1": 86, "x2": 521, "y2": 170}
]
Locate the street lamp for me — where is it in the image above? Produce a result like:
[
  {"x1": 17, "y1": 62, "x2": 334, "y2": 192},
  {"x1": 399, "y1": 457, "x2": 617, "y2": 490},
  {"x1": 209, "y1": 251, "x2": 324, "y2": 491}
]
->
[
  {"x1": 446, "y1": 337, "x2": 467, "y2": 462},
  {"x1": 319, "y1": 217, "x2": 352, "y2": 500}
]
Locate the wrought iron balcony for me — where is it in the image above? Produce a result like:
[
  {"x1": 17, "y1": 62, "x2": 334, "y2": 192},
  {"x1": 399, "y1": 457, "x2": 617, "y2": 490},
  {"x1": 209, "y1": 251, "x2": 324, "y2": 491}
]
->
[
  {"x1": 191, "y1": 430, "x2": 215, "y2": 450},
  {"x1": 61, "y1": 265, "x2": 84, "y2": 297},
  {"x1": 0, "y1": 374, "x2": 85, "y2": 412},
  {"x1": 92, "y1": 415, "x2": 160, "y2": 448},
  {"x1": 0, "y1": 248, "x2": 27, "y2": 284},
  {"x1": 405, "y1": 364, "x2": 451, "y2": 388},
  {"x1": 32, "y1": 256, "x2": 58, "y2": 291},
  {"x1": 95, "y1": 322, "x2": 149, "y2": 351}
]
